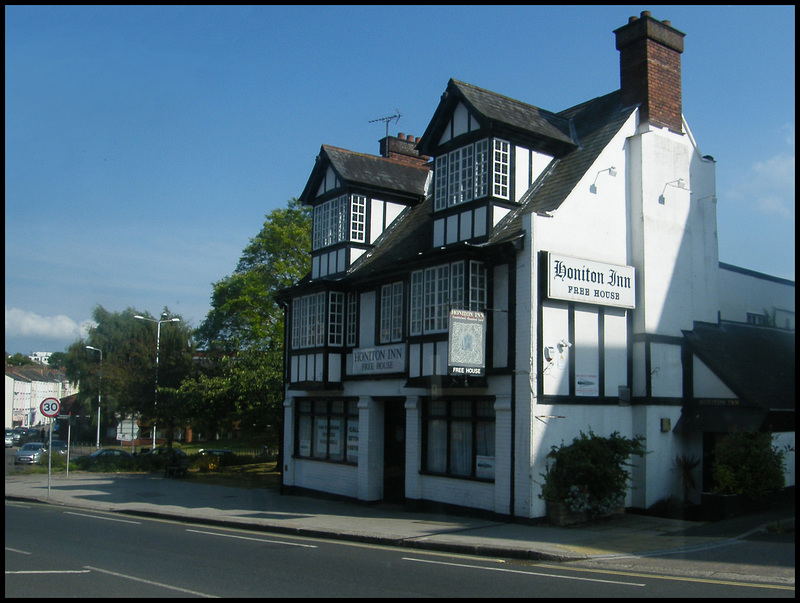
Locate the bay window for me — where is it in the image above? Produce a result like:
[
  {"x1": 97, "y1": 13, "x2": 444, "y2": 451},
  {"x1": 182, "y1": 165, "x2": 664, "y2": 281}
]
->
[
  {"x1": 410, "y1": 261, "x2": 486, "y2": 335},
  {"x1": 434, "y1": 138, "x2": 507, "y2": 210},
  {"x1": 424, "y1": 398, "x2": 495, "y2": 479},
  {"x1": 313, "y1": 194, "x2": 367, "y2": 250}
]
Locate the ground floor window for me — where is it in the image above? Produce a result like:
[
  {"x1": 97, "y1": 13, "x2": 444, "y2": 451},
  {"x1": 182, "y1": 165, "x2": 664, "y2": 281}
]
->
[
  {"x1": 423, "y1": 397, "x2": 495, "y2": 480},
  {"x1": 296, "y1": 398, "x2": 359, "y2": 463}
]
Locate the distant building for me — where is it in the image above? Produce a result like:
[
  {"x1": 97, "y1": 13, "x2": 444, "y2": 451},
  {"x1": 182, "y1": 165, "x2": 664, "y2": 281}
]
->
[
  {"x1": 278, "y1": 12, "x2": 795, "y2": 518},
  {"x1": 29, "y1": 351, "x2": 53, "y2": 365},
  {"x1": 4, "y1": 365, "x2": 78, "y2": 429}
]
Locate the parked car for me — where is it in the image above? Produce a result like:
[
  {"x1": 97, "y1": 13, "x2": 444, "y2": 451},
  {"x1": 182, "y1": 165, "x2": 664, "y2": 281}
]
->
[
  {"x1": 14, "y1": 442, "x2": 45, "y2": 465},
  {"x1": 143, "y1": 446, "x2": 190, "y2": 478},
  {"x1": 12, "y1": 427, "x2": 28, "y2": 445},
  {"x1": 198, "y1": 448, "x2": 235, "y2": 458},
  {"x1": 46, "y1": 440, "x2": 69, "y2": 455},
  {"x1": 19, "y1": 428, "x2": 44, "y2": 446},
  {"x1": 74, "y1": 448, "x2": 134, "y2": 470},
  {"x1": 5, "y1": 430, "x2": 13, "y2": 448}
]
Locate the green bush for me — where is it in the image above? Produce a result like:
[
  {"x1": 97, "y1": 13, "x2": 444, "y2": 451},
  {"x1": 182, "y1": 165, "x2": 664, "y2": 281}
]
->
[
  {"x1": 540, "y1": 430, "x2": 646, "y2": 518},
  {"x1": 712, "y1": 431, "x2": 786, "y2": 499}
]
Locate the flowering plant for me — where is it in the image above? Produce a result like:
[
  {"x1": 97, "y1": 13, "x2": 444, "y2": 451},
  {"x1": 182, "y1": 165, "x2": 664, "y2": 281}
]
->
[{"x1": 540, "y1": 430, "x2": 646, "y2": 518}]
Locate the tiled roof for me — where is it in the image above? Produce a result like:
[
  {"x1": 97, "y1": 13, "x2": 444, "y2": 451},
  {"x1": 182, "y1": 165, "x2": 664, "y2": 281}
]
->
[
  {"x1": 418, "y1": 79, "x2": 577, "y2": 157},
  {"x1": 682, "y1": 321, "x2": 795, "y2": 412},
  {"x1": 488, "y1": 91, "x2": 635, "y2": 244},
  {"x1": 299, "y1": 145, "x2": 430, "y2": 205},
  {"x1": 344, "y1": 89, "x2": 636, "y2": 281}
]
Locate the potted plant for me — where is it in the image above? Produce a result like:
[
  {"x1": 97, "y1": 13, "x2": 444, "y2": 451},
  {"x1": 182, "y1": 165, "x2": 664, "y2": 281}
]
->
[{"x1": 540, "y1": 430, "x2": 646, "y2": 525}]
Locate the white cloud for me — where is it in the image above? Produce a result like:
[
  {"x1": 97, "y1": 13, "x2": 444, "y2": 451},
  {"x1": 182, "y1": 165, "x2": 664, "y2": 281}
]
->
[
  {"x1": 727, "y1": 124, "x2": 795, "y2": 218},
  {"x1": 4, "y1": 307, "x2": 88, "y2": 340}
]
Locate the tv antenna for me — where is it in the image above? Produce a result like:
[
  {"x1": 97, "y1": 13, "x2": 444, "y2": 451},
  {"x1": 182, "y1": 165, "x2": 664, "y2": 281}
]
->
[{"x1": 369, "y1": 110, "x2": 402, "y2": 138}]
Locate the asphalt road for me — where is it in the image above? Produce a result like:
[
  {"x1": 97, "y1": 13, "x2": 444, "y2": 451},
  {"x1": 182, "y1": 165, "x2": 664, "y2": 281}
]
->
[{"x1": 5, "y1": 499, "x2": 794, "y2": 598}]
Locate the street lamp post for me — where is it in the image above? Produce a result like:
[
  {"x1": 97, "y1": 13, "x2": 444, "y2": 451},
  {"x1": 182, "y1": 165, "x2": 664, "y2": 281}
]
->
[
  {"x1": 85, "y1": 345, "x2": 103, "y2": 449},
  {"x1": 134, "y1": 313, "x2": 180, "y2": 450}
]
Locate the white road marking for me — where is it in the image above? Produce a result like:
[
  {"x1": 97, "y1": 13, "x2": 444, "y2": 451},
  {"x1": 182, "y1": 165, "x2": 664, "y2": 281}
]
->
[
  {"x1": 402, "y1": 557, "x2": 646, "y2": 587},
  {"x1": 186, "y1": 528, "x2": 317, "y2": 548}
]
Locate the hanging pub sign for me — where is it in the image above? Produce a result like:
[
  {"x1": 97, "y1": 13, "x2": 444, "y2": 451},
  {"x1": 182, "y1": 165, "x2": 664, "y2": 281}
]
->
[
  {"x1": 448, "y1": 309, "x2": 486, "y2": 376},
  {"x1": 547, "y1": 252, "x2": 635, "y2": 309}
]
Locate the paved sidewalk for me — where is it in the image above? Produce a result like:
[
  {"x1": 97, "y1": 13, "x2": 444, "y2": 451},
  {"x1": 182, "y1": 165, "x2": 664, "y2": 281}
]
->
[{"x1": 5, "y1": 471, "x2": 794, "y2": 563}]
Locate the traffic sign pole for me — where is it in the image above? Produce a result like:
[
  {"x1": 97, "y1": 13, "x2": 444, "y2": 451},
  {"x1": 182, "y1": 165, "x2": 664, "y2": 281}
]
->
[{"x1": 39, "y1": 398, "x2": 61, "y2": 498}]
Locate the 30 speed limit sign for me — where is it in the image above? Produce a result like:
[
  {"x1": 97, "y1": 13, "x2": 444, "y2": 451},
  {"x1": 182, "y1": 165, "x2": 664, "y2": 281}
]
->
[{"x1": 40, "y1": 397, "x2": 61, "y2": 418}]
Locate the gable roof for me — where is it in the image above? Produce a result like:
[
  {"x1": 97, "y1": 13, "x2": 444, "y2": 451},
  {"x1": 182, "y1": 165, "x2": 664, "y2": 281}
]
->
[
  {"x1": 417, "y1": 79, "x2": 577, "y2": 157},
  {"x1": 330, "y1": 88, "x2": 638, "y2": 282},
  {"x1": 298, "y1": 145, "x2": 429, "y2": 206}
]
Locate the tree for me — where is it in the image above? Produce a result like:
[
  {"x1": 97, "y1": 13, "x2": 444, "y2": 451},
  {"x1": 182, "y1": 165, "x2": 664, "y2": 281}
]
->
[
  {"x1": 186, "y1": 198, "x2": 312, "y2": 444},
  {"x1": 47, "y1": 352, "x2": 68, "y2": 369},
  {"x1": 6, "y1": 352, "x2": 34, "y2": 366},
  {"x1": 195, "y1": 198, "x2": 311, "y2": 351},
  {"x1": 64, "y1": 305, "x2": 194, "y2": 448}
]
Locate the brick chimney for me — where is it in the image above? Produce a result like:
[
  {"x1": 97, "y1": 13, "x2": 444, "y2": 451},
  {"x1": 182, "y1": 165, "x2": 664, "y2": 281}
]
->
[
  {"x1": 614, "y1": 11, "x2": 685, "y2": 133},
  {"x1": 379, "y1": 133, "x2": 431, "y2": 167}
]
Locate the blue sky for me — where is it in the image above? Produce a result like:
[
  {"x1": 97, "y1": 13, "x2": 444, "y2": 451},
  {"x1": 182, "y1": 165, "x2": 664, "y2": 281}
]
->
[{"x1": 5, "y1": 5, "x2": 795, "y2": 355}]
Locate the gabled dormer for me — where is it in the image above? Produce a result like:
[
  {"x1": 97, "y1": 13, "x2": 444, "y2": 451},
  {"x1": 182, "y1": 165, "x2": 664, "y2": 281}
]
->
[
  {"x1": 416, "y1": 79, "x2": 578, "y2": 247},
  {"x1": 299, "y1": 142, "x2": 430, "y2": 280}
]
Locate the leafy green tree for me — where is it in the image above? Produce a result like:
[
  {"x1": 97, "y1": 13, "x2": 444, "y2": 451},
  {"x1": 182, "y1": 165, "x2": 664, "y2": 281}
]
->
[
  {"x1": 47, "y1": 352, "x2": 68, "y2": 369},
  {"x1": 6, "y1": 352, "x2": 34, "y2": 366},
  {"x1": 187, "y1": 198, "x2": 311, "y2": 445},
  {"x1": 196, "y1": 198, "x2": 311, "y2": 350},
  {"x1": 64, "y1": 306, "x2": 194, "y2": 448}
]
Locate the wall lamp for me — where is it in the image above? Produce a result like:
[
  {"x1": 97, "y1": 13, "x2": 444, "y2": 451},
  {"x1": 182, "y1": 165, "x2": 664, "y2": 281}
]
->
[
  {"x1": 658, "y1": 178, "x2": 689, "y2": 204},
  {"x1": 544, "y1": 340, "x2": 572, "y2": 363},
  {"x1": 589, "y1": 166, "x2": 617, "y2": 194},
  {"x1": 694, "y1": 194, "x2": 717, "y2": 203}
]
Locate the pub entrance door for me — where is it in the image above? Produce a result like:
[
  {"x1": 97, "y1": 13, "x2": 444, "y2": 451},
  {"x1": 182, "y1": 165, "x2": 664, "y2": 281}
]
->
[{"x1": 383, "y1": 401, "x2": 406, "y2": 503}]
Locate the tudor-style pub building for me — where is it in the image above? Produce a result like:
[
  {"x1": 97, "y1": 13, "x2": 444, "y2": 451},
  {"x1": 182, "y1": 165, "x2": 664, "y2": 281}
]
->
[{"x1": 278, "y1": 12, "x2": 795, "y2": 519}]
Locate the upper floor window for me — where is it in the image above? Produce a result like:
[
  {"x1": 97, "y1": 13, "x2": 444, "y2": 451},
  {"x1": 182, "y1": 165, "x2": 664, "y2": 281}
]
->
[
  {"x1": 346, "y1": 292, "x2": 358, "y2": 347},
  {"x1": 292, "y1": 292, "x2": 326, "y2": 349},
  {"x1": 492, "y1": 140, "x2": 509, "y2": 199},
  {"x1": 410, "y1": 261, "x2": 486, "y2": 335},
  {"x1": 328, "y1": 292, "x2": 345, "y2": 346},
  {"x1": 380, "y1": 282, "x2": 404, "y2": 343},
  {"x1": 434, "y1": 138, "x2": 505, "y2": 210},
  {"x1": 312, "y1": 194, "x2": 367, "y2": 251}
]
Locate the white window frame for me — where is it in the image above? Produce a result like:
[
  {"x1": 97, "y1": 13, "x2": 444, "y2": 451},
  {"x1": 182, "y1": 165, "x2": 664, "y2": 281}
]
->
[
  {"x1": 433, "y1": 138, "x2": 509, "y2": 210},
  {"x1": 328, "y1": 292, "x2": 345, "y2": 346},
  {"x1": 350, "y1": 194, "x2": 366, "y2": 243},
  {"x1": 410, "y1": 271, "x2": 424, "y2": 335},
  {"x1": 312, "y1": 194, "x2": 368, "y2": 250},
  {"x1": 346, "y1": 292, "x2": 358, "y2": 347},
  {"x1": 411, "y1": 261, "x2": 485, "y2": 334},
  {"x1": 492, "y1": 139, "x2": 510, "y2": 199},
  {"x1": 474, "y1": 139, "x2": 489, "y2": 198},
  {"x1": 434, "y1": 155, "x2": 449, "y2": 211},
  {"x1": 469, "y1": 261, "x2": 486, "y2": 310},
  {"x1": 380, "y1": 282, "x2": 404, "y2": 343},
  {"x1": 292, "y1": 292, "x2": 327, "y2": 349}
]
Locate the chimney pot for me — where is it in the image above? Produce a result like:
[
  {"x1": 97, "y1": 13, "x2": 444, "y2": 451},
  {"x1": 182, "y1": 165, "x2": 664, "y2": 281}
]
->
[{"x1": 398, "y1": 132, "x2": 405, "y2": 140}]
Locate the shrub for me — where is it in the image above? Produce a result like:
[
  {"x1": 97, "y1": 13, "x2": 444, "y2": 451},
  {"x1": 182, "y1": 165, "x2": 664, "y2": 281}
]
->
[
  {"x1": 712, "y1": 431, "x2": 786, "y2": 499},
  {"x1": 540, "y1": 430, "x2": 646, "y2": 518}
]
